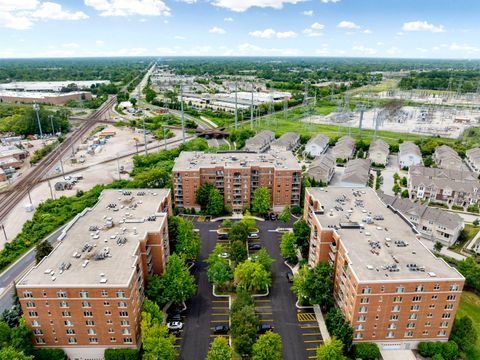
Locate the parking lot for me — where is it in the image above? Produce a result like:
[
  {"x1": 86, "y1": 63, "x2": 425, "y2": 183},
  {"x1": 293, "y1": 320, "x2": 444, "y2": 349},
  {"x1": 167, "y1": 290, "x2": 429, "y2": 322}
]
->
[{"x1": 179, "y1": 218, "x2": 323, "y2": 359}]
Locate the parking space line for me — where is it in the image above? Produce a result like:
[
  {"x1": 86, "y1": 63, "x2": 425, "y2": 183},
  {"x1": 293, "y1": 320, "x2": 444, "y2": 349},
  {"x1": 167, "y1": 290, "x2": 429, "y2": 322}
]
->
[
  {"x1": 256, "y1": 312, "x2": 272, "y2": 315},
  {"x1": 212, "y1": 300, "x2": 228, "y2": 303},
  {"x1": 211, "y1": 319, "x2": 229, "y2": 323},
  {"x1": 302, "y1": 332, "x2": 321, "y2": 336},
  {"x1": 259, "y1": 319, "x2": 273, "y2": 322},
  {"x1": 300, "y1": 325, "x2": 319, "y2": 329},
  {"x1": 212, "y1": 313, "x2": 229, "y2": 316},
  {"x1": 255, "y1": 305, "x2": 272, "y2": 309},
  {"x1": 212, "y1": 306, "x2": 228, "y2": 309},
  {"x1": 304, "y1": 339, "x2": 323, "y2": 343},
  {"x1": 254, "y1": 299, "x2": 271, "y2": 303},
  {"x1": 306, "y1": 348, "x2": 318, "y2": 351}
]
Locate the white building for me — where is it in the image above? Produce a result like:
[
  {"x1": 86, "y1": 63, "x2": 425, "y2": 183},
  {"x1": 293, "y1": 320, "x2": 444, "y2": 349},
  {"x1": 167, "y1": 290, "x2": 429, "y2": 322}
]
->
[
  {"x1": 398, "y1": 141, "x2": 422, "y2": 168},
  {"x1": 303, "y1": 134, "x2": 329, "y2": 158}
]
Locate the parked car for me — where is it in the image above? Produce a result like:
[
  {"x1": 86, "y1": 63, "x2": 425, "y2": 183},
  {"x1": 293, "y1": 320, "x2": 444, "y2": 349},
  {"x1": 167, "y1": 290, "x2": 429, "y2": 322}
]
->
[
  {"x1": 248, "y1": 233, "x2": 259, "y2": 239},
  {"x1": 218, "y1": 234, "x2": 229, "y2": 240},
  {"x1": 257, "y1": 324, "x2": 273, "y2": 334},
  {"x1": 213, "y1": 325, "x2": 229, "y2": 334},
  {"x1": 286, "y1": 271, "x2": 294, "y2": 283},
  {"x1": 168, "y1": 313, "x2": 182, "y2": 322},
  {"x1": 263, "y1": 213, "x2": 270, "y2": 221},
  {"x1": 248, "y1": 244, "x2": 261, "y2": 250},
  {"x1": 167, "y1": 321, "x2": 183, "y2": 331},
  {"x1": 219, "y1": 252, "x2": 230, "y2": 258},
  {"x1": 270, "y1": 213, "x2": 277, "y2": 221}
]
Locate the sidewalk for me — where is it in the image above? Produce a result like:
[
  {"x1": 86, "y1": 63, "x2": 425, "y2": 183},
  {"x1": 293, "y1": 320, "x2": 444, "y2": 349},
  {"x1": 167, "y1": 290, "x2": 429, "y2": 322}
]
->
[{"x1": 313, "y1": 304, "x2": 330, "y2": 342}]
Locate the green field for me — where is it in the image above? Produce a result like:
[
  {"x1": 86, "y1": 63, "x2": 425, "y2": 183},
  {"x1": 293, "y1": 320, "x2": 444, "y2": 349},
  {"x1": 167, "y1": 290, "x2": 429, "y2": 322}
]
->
[{"x1": 457, "y1": 291, "x2": 480, "y2": 359}]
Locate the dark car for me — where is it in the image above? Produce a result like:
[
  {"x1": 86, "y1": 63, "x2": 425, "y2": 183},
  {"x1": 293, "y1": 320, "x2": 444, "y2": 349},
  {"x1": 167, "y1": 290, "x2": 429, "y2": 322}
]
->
[
  {"x1": 286, "y1": 271, "x2": 294, "y2": 283},
  {"x1": 167, "y1": 313, "x2": 182, "y2": 322},
  {"x1": 218, "y1": 234, "x2": 229, "y2": 240},
  {"x1": 257, "y1": 324, "x2": 273, "y2": 334},
  {"x1": 248, "y1": 243, "x2": 261, "y2": 250},
  {"x1": 270, "y1": 213, "x2": 277, "y2": 221},
  {"x1": 213, "y1": 325, "x2": 229, "y2": 334},
  {"x1": 263, "y1": 213, "x2": 270, "y2": 221}
]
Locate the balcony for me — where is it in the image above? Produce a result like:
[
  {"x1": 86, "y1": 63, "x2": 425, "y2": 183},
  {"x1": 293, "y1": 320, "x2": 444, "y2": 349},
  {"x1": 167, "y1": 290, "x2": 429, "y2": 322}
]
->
[
  {"x1": 329, "y1": 243, "x2": 337, "y2": 253},
  {"x1": 329, "y1": 251, "x2": 336, "y2": 262}
]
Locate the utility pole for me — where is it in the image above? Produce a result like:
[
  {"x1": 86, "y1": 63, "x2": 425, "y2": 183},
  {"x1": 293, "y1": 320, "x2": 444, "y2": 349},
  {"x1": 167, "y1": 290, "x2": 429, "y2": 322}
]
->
[
  {"x1": 33, "y1": 103, "x2": 43, "y2": 139},
  {"x1": 27, "y1": 190, "x2": 33, "y2": 205},
  {"x1": 250, "y1": 83, "x2": 254, "y2": 130},
  {"x1": 163, "y1": 127, "x2": 167, "y2": 150},
  {"x1": 143, "y1": 116, "x2": 148, "y2": 155},
  {"x1": 0, "y1": 224, "x2": 7, "y2": 242},
  {"x1": 180, "y1": 84, "x2": 185, "y2": 144},
  {"x1": 49, "y1": 115, "x2": 55, "y2": 135},
  {"x1": 116, "y1": 153, "x2": 121, "y2": 181},
  {"x1": 48, "y1": 180, "x2": 54, "y2": 200},
  {"x1": 234, "y1": 81, "x2": 238, "y2": 130}
]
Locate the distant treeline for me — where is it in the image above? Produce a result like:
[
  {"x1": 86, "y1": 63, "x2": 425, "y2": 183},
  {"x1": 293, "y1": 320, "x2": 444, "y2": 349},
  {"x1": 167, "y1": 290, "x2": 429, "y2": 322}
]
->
[{"x1": 399, "y1": 70, "x2": 480, "y2": 93}]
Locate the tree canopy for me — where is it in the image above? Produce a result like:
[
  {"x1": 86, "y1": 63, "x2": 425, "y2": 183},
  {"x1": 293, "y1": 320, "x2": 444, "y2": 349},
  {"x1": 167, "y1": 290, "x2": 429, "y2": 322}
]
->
[
  {"x1": 251, "y1": 187, "x2": 271, "y2": 214},
  {"x1": 251, "y1": 331, "x2": 282, "y2": 360}
]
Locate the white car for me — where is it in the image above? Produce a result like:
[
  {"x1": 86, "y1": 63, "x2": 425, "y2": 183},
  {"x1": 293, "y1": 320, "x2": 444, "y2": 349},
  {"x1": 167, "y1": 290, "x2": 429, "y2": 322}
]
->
[
  {"x1": 248, "y1": 233, "x2": 259, "y2": 239},
  {"x1": 219, "y1": 252, "x2": 230, "y2": 258},
  {"x1": 167, "y1": 321, "x2": 183, "y2": 331}
]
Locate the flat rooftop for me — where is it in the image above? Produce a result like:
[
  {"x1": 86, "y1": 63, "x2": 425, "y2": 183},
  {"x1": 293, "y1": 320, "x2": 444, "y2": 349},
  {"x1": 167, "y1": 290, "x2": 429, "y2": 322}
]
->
[
  {"x1": 173, "y1": 151, "x2": 301, "y2": 172},
  {"x1": 307, "y1": 187, "x2": 463, "y2": 282},
  {"x1": 18, "y1": 189, "x2": 170, "y2": 288}
]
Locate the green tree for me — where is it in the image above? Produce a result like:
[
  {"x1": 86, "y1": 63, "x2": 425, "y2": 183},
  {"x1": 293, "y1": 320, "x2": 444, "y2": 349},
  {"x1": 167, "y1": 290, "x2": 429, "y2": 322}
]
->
[
  {"x1": 293, "y1": 220, "x2": 310, "y2": 258},
  {"x1": 450, "y1": 316, "x2": 477, "y2": 352},
  {"x1": 0, "y1": 321, "x2": 11, "y2": 347},
  {"x1": 278, "y1": 206, "x2": 291, "y2": 223},
  {"x1": 10, "y1": 317, "x2": 33, "y2": 355},
  {"x1": 142, "y1": 298, "x2": 163, "y2": 323},
  {"x1": 196, "y1": 183, "x2": 215, "y2": 209},
  {"x1": 0, "y1": 347, "x2": 33, "y2": 360},
  {"x1": 206, "y1": 336, "x2": 232, "y2": 360},
  {"x1": 230, "y1": 240, "x2": 248, "y2": 264},
  {"x1": 234, "y1": 260, "x2": 271, "y2": 293},
  {"x1": 401, "y1": 189, "x2": 409, "y2": 198},
  {"x1": 400, "y1": 176, "x2": 408, "y2": 187},
  {"x1": 392, "y1": 183, "x2": 401, "y2": 195},
  {"x1": 473, "y1": 218, "x2": 479, "y2": 227},
  {"x1": 424, "y1": 155, "x2": 434, "y2": 167},
  {"x1": 208, "y1": 261, "x2": 232, "y2": 288},
  {"x1": 292, "y1": 264, "x2": 334, "y2": 309},
  {"x1": 141, "y1": 312, "x2": 177, "y2": 360},
  {"x1": 206, "y1": 188, "x2": 224, "y2": 216},
  {"x1": 393, "y1": 173, "x2": 400, "y2": 182},
  {"x1": 254, "y1": 248, "x2": 274, "y2": 272},
  {"x1": 104, "y1": 348, "x2": 139, "y2": 360},
  {"x1": 251, "y1": 331, "x2": 282, "y2": 360},
  {"x1": 130, "y1": 97, "x2": 137, "y2": 107},
  {"x1": 231, "y1": 304, "x2": 259, "y2": 356},
  {"x1": 316, "y1": 337, "x2": 347, "y2": 360},
  {"x1": 170, "y1": 216, "x2": 201, "y2": 260},
  {"x1": 353, "y1": 343, "x2": 380, "y2": 360},
  {"x1": 32, "y1": 348, "x2": 67, "y2": 360},
  {"x1": 229, "y1": 221, "x2": 250, "y2": 243},
  {"x1": 325, "y1": 309, "x2": 353, "y2": 351},
  {"x1": 251, "y1": 187, "x2": 271, "y2": 214},
  {"x1": 434, "y1": 241, "x2": 443, "y2": 253},
  {"x1": 432, "y1": 354, "x2": 444, "y2": 360},
  {"x1": 35, "y1": 240, "x2": 53, "y2": 264},
  {"x1": 441, "y1": 340, "x2": 459, "y2": 360},
  {"x1": 280, "y1": 232, "x2": 297, "y2": 264}
]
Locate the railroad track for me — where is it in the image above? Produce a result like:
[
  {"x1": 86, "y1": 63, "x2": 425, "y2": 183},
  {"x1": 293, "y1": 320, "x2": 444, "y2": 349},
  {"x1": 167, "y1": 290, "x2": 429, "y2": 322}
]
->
[{"x1": 0, "y1": 96, "x2": 117, "y2": 223}]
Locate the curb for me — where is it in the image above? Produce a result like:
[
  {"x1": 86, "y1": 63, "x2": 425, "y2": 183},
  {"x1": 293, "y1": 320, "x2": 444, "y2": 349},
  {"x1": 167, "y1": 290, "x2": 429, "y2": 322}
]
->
[{"x1": 295, "y1": 300, "x2": 314, "y2": 309}]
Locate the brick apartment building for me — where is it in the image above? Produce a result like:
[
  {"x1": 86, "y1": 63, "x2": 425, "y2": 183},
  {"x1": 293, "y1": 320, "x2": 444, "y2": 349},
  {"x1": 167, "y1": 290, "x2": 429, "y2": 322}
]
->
[
  {"x1": 172, "y1": 151, "x2": 302, "y2": 212},
  {"x1": 304, "y1": 187, "x2": 464, "y2": 350},
  {"x1": 16, "y1": 189, "x2": 172, "y2": 360}
]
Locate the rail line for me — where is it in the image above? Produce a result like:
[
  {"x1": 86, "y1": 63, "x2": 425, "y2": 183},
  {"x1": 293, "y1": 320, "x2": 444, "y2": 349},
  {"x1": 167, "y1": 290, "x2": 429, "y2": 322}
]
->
[{"x1": 0, "y1": 96, "x2": 117, "y2": 223}]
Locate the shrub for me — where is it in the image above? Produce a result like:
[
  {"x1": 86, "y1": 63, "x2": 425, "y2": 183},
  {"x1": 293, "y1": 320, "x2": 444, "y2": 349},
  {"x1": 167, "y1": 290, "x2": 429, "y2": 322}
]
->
[
  {"x1": 353, "y1": 342, "x2": 380, "y2": 360},
  {"x1": 104, "y1": 349, "x2": 140, "y2": 360}
]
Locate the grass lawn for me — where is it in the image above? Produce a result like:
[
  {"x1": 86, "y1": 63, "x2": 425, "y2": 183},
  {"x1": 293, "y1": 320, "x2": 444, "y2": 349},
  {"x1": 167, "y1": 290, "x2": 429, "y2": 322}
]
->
[
  {"x1": 449, "y1": 224, "x2": 480, "y2": 252},
  {"x1": 456, "y1": 291, "x2": 480, "y2": 359}
]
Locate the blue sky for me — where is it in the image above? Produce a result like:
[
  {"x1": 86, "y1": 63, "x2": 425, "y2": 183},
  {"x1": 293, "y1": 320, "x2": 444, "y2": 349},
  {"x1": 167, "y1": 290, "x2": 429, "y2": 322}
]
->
[{"x1": 0, "y1": 0, "x2": 479, "y2": 58}]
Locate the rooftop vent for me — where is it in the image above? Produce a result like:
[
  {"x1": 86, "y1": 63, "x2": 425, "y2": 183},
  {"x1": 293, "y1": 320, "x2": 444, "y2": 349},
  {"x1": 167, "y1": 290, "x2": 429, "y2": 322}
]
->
[
  {"x1": 428, "y1": 272, "x2": 437, "y2": 277},
  {"x1": 339, "y1": 222, "x2": 361, "y2": 229}
]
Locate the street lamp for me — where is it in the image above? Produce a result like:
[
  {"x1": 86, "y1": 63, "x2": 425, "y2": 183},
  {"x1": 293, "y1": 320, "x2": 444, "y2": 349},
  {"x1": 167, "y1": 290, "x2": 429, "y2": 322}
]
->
[{"x1": 32, "y1": 103, "x2": 43, "y2": 139}]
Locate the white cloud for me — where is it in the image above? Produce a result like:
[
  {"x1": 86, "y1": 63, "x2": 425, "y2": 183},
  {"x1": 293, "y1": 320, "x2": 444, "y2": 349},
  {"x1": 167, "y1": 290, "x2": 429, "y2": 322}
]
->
[
  {"x1": 337, "y1": 20, "x2": 360, "y2": 29},
  {"x1": 209, "y1": 26, "x2": 226, "y2": 34},
  {"x1": 363, "y1": 29, "x2": 372, "y2": 34},
  {"x1": 62, "y1": 42, "x2": 79, "y2": 48},
  {"x1": 178, "y1": 0, "x2": 196, "y2": 3},
  {"x1": 95, "y1": 40, "x2": 105, "y2": 45},
  {"x1": 249, "y1": 28, "x2": 297, "y2": 39},
  {"x1": 396, "y1": 32, "x2": 404, "y2": 36},
  {"x1": 311, "y1": 22, "x2": 324, "y2": 30},
  {"x1": 236, "y1": 43, "x2": 299, "y2": 56},
  {"x1": 31, "y1": 2, "x2": 88, "y2": 20},
  {"x1": 302, "y1": 10, "x2": 313, "y2": 16},
  {"x1": 211, "y1": 0, "x2": 304, "y2": 12},
  {"x1": 402, "y1": 21, "x2": 445, "y2": 33},
  {"x1": 416, "y1": 47, "x2": 428, "y2": 53},
  {"x1": 352, "y1": 45, "x2": 377, "y2": 55},
  {"x1": 449, "y1": 43, "x2": 479, "y2": 53},
  {"x1": 84, "y1": 0, "x2": 170, "y2": 17},
  {"x1": 0, "y1": 11, "x2": 33, "y2": 29},
  {"x1": 224, "y1": 17, "x2": 233, "y2": 21},
  {"x1": 386, "y1": 46, "x2": 401, "y2": 56},
  {"x1": 0, "y1": 0, "x2": 38, "y2": 11},
  {"x1": 174, "y1": 35, "x2": 186, "y2": 40}
]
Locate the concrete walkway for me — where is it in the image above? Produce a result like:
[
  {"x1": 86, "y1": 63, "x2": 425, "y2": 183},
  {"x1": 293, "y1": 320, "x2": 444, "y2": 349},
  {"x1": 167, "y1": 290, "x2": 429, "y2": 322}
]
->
[
  {"x1": 313, "y1": 304, "x2": 330, "y2": 342},
  {"x1": 420, "y1": 239, "x2": 466, "y2": 261}
]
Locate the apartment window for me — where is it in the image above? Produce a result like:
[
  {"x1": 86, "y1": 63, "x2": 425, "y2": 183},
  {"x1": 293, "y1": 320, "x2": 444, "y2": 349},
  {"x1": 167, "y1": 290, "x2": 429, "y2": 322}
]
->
[
  {"x1": 110, "y1": 337, "x2": 117, "y2": 342},
  {"x1": 408, "y1": 314, "x2": 418, "y2": 320},
  {"x1": 85, "y1": 320, "x2": 95, "y2": 326},
  {"x1": 106, "y1": 320, "x2": 113, "y2": 325},
  {"x1": 105, "y1": 310, "x2": 112, "y2": 316},
  {"x1": 79, "y1": 291, "x2": 89, "y2": 298},
  {"x1": 84, "y1": 311, "x2": 93, "y2": 317},
  {"x1": 390, "y1": 314, "x2": 399, "y2": 321},
  {"x1": 23, "y1": 291, "x2": 33, "y2": 298},
  {"x1": 444, "y1": 304, "x2": 454, "y2": 310},
  {"x1": 438, "y1": 330, "x2": 447, "y2": 336},
  {"x1": 66, "y1": 329, "x2": 75, "y2": 335},
  {"x1": 386, "y1": 331, "x2": 395, "y2": 338},
  {"x1": 411, "y1": 305, "x2": 420, "y2": 311},
  {"x1": 405, "y1": 331, "x2": 414, "y2": 337},
  {"x1": 412, "y1": 296, "x2": 422, "y2": 302},
  {"x1": 359, "y1": 306, "x2": 368, "y2": 313},
  {"x1": 81, "y1": 302, "x2": 91, "y2": 308},
  {"x1": 450, "y1": 284, "x2": 460, "y2": 291},
  {"x1": 442, "y1": 313, "x2": 451, "y2": 319},
  {"x1": 388, "y1": 323, "x2": 397, "y2": 330},
  {"x1": 423, "y1": 330, "x2": 429, "y2": 336},
  {"x1": 425, "y1": 322, "x2": 432, "y2": 327},
  {"x1": 89, "y1": 338, "x2": 98, "y2": 344},
  {"x1": 116, "y1": 291, "x2": 126, "y2": 298},
  {"x1": 360, "y1": 298, "x2": 369, "y2": 304},
  {"x1": 361, "y1": 287, "x2": 371, "y2": 294},
  {"x1": 88, "y1": 328, "x2": 96, "y2": 335},
  {"x1": 36, "y1": 338, "x2": 45, "y2": 344},
  {"x1": 64, "y1": 320, "x2": 73, "y2": 327},
  {"x1": 104, "y1": 301, "x2": 110, "y2": 306},
  {"x1": 428, "y1": 303, "x2": 436, "y2": 309},
  {"x1": 26, "y1": 301, "x2": 35, "y2": 308},
  {"x1": 354, "y1": 333, "x2": 364, "y2": 339},
  {"x1": 391, "y1": 305, "x2": 401, "y2": 312},
  {"x1": 118, "y1": 301, "x2": 128, "y2": 308},
  {"x1": 61, "y1": 311, "x2": 71, "y2": 317},
  {"x1": 356, "y1": 324, "x2": 365, "y2": 331},
  {"x1": 415, "y1": 285, "x2": 424, "y2": 292},
  {"x1": 33, "y1": 329, "x2": 43, "y2": 335},
  {"x1": 59, "y1": 301, "x2": 69, "y2": 308},
  {"x1": 433, "y1": 284, "x2": 440, "y2": 291},
  {"x1": 395, "y1": 286, "x2": 405, "y2": 293},
  {"x1": 68, "y1": 338, "x2": 77, "y2": 344},
  {"x1": 101, "y1": 290, "x2": 109, "y2": 297},
  {"x1": 432, "y1": 295, "x2": 438, "y2": 301},
  {"x1": 31, "y1": 321, "x2": 40, "y2": 327},
  {"x1": 406, "y1": 323, "x2": 416, "y2": 329},
  {"x1": 440, "y1": 321, "x2": 449, "y2": 328},
  {"x1": 393, "y1": 296, "x2": 403, "y2": 303},
  {"x1": 56, "y1": 291, "x2": 67, "y2": 298},
  {"x1": 447, "y1": 295, "x2": 456, "y2": 301},
  {"x1": 357, "y1": 315, "x2": 366, "y2": 322},
  {"x1": 427, "y1": 313, "x2": 433, "y2": 318},
  {"x1": 108, "y1": 328, "x2": 115, "y2": 334},
  {"x1": 28, "y1": 311, "x2": 38, "y2": 318},
  {"x1": 120, "y1": 320, "x2": 130, "y2": 326},
  {"x1": 123, "y1": 338, "x2": 133, "y2": 344},
  {"x1": 122, "y1": 328, "x2": 131, "y2": 335},
  {"x1": 119, "y1": 311, "x2": 128, "y2": 317}
]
